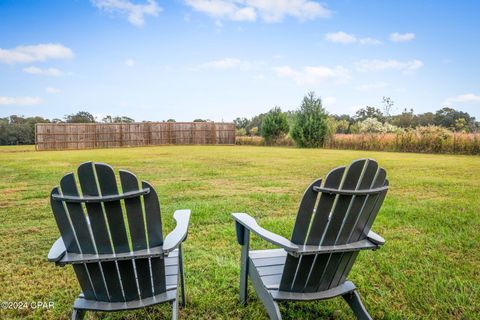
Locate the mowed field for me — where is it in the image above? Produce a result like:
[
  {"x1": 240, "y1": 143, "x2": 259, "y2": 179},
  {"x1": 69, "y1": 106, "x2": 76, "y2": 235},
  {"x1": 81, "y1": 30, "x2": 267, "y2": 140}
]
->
[{"x1": 0, "y1": 145, "x2": 479, "y2": 319}]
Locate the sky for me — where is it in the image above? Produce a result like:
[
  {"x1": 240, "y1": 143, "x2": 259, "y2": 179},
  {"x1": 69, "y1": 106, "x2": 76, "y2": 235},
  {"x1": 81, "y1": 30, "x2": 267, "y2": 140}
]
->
[{"x1": 0, "y1": 0, "x2": 479, "y2": 122}]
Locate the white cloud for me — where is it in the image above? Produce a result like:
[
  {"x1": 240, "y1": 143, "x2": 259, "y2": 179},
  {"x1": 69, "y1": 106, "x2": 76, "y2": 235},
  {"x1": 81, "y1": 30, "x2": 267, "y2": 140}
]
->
[
  {"x1": 23, "y1": 66, "x2": 64, "y2": 76},
  {"x1": 0, "y1": 96, "x2": 43, "y2": 106},
  {"x1": 356, "y1": 82, "x2": 388, "y2": 91},
  {"x1": 355, "y1": 59, "x2": 423, "y2": 73},
  {"x1": 196, "y1": 57, "x2": 242, "y2": 70},
  {"x1": 183, "y1": 0, "x2": 331, "y2": 23},
  {"x1": 46, "y1": 87, "x2": 61, "y2": 94},
  {"x1": 91, "y1": 0, "x2": 162, "y2": 27},
  {"x1": 325, "y1": 31, "x2": 356, "y2": 44},
  {"x1": 444, "y1": 93, "x2": 480, "y2": 105},
  {"x1": 273, "y1": 65, "x2": 350, "y2": 85},
  {"x1": 390, "y1": 32, "x2": 415, "y2": 42},
  {"x1": 0, "y1": 43, "x2": 73, "y2": 64},
  {"x1": 125, "y1": 59, "x2": 135, "y2": 66},
  {"x1": 325, "y1": 32, "x2": 381, "y2": 45}
]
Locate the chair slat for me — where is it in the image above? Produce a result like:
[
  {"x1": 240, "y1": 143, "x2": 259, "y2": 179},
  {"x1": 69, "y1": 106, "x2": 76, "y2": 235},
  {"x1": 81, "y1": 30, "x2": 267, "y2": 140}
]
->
[
  {"x1": 141, "y1": 181, "x2": 166, "y2": 294},
  {"x1": 142, "y1": 181, "x2": 163, "y2": 247},
  {"x1": 120, "y1": 170, "x2": 154, "y2": 299},
  {"x1": 73, "y1": 264, "x2": 96, "y2": 300},
  {"x1": 50, "y1": 187, "x2": 79, "y2": 253},
  {"x1": 93, "y1": 163, "x2": 129, "y2": 253},
  {"x1": 290, "y1": 178, "x2": 323, "y2": 244},
  {"x1": 60, "y1": 173, "x2": 95, "y2": 254},
  {"x1": 120, "y1": 170, "x2": 148, "y2": 250},
  {"x1": 77, "y1": 163, "x2": 113, "y2": 255}
]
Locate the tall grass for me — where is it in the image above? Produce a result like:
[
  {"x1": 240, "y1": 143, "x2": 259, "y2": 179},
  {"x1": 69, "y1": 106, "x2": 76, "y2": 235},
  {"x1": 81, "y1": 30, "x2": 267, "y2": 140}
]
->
[
  {"x1": 237, "y1": 126, "x2": 480, "y2": 155},
  {"x1": 327, "y1": 131, "x2": 480, "y2": 155}
]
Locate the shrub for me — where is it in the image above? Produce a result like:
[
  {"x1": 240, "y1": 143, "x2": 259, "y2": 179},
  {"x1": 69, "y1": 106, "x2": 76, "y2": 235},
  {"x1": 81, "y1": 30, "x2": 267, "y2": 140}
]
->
[
  {"x1": 261, "y1": 107, "x2": 290, "y2": 145},
  {"x1": 236, "y1": 128, "x2": 247, "y2": 136},
  {"x1": 291, "y1": 92, "x2": 329, "y2": 148},
  {"x1": 357, "y1": 117, "x2": 399, "y2": 133}
]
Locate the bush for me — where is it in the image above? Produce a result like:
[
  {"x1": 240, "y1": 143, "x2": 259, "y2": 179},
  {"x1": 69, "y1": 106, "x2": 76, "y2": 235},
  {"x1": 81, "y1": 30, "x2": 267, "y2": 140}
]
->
[
  {"x1": 291, "y1": 92, "x2": 329, "y2": 148},
  {"x1": 357, "y1": 117, "x2": 399, "y2": 133},
  {"x1": 260, "y1": 107, "x2": 289, "y2": 145}
]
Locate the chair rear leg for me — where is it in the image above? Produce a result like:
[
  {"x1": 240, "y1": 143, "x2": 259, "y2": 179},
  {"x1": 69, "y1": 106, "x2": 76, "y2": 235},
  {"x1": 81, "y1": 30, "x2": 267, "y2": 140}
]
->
[
  {"x1": 179, "y1": 244, "x2": 186, "y2": 307},
  {"x1": 71, "y1": 309, "x2": 85, "y2": 320},
  {"x1": 342, "y1": 290, "x2": 372, "y2": 320}
]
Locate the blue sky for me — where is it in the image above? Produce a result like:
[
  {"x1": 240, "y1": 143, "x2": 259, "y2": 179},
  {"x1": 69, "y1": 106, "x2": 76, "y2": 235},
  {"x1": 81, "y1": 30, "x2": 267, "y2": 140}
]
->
[{"x1": 0, "y1": 0, "x2": 479, "y2": 121}]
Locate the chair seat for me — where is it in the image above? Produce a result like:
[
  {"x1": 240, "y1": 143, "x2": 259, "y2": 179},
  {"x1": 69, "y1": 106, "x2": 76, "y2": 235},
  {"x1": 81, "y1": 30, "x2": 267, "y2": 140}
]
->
[
  {"x1": 249, "y1": 249, "x2": 286, "y2": 290},
  {"x1": 249, "y1": 249, "x2": 356, "y2": 301},
  {"x1": 74, "y1": 249, "x2": 180, "y2": 311}
]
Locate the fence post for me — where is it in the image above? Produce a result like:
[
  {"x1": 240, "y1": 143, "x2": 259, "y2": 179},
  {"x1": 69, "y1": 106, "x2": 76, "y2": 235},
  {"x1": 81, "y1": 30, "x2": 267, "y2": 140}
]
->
[{"x1": 211, "y1": 122, "x2": 216, "y2": 144}]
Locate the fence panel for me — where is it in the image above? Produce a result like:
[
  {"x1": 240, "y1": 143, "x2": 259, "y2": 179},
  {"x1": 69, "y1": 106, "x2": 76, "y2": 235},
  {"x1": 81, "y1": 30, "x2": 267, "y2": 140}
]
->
[{"x1": 35, "y1": 122, "x2": 235, "y2": 151}]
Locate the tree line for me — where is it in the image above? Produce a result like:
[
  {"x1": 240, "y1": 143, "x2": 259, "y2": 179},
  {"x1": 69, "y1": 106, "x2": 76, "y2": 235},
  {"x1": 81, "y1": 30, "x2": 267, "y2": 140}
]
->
[{"x1": 235, "y1": 93, "x2": 479, "y2": 147}]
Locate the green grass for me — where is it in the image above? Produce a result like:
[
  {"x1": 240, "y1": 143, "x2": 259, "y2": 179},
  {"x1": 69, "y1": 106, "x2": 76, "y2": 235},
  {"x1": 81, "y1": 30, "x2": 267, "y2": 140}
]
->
[{"x1": 0, "y1": 145, "x2": 479, "y2": 319}]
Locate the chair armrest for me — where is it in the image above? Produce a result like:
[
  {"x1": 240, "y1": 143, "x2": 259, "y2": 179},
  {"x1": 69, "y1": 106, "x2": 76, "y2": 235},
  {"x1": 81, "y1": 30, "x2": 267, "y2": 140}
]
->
[
  {"x1": 232, "y1": 213, "x2": 298, "y2": 252},
  {"x1": 57, "y1": 245, "x2": 166, "y2": 266},
  {"x1": 367, "y1": 230, "x2": 385, "y2": 245},
  {"x1": 163, "y1": 209, "x2": 191, "y2": 254},
  {"x1": 297, "y1": 239, "x2": 379, "y2": 255},
  {"x1": 48, "y1": 237, "x2": 66, "y2": 263}
]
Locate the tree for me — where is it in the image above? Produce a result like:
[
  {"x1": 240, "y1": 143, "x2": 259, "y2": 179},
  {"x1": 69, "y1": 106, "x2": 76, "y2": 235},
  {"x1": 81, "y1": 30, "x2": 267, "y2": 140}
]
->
[
  {"x1": 260, "y1": 107, "x2": 289, "y2": 145},
  {"x1": 193, "y1": 118, "x2": 211, "y2": 122},
  {"x1": 166, "y1": 119, "x2": 176, "y2": 122},
  {"x1": 233, "y1": 117, "x2": 250, "y2": 129},
  {"x1": 381, "y1": 96, "x2": 395, "y2": 119},
  {"x1": 355, "y1": 106, "x2": 384, "y2": 122},
  {"x1": 391, "y1": 108, "x2": 415, "y2": 128},
  {"x1": 65, "y1": 111, "x2": 95, "y2": 123},
  {"x1": 415, "y1": 112, "x2": 435, "y2": 127},
  {"x1": 246, "y1": 113, "x2": 266, "y2": 135},
  {"x1": 0, "y1": 115, "x2": 49, "y2": 145},
  {"x1": 291, "y1": 92, "x2": 329, "y2": 148},
  {"x1": 434, "y1": 107, "x2": 475, "y2": 131}
]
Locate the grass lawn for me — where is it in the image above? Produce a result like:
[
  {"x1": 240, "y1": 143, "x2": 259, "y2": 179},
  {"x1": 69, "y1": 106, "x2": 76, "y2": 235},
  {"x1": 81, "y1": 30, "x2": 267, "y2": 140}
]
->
[{"x1": 0, "y1": 145, "x2": 479, "y2": 319}]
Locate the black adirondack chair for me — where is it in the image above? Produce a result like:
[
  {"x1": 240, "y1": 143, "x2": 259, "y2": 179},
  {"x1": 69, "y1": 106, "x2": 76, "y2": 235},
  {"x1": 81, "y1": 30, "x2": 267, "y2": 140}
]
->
[
  {"x1": 233, "y1": 159, "x2": 388, "y2": 319},
  {"x1": 47, "y1": 162, "x2": 191, "y2": 320}
]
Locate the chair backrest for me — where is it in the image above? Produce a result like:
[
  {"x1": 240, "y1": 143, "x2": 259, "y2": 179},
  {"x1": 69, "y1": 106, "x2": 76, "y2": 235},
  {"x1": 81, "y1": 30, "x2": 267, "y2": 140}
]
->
[
  {"x1": 50, "y1": 161, "x2": 166, "y2": 302},
  {"x1": 279, "y1": 159, "x2": 388, "y2": 292}
]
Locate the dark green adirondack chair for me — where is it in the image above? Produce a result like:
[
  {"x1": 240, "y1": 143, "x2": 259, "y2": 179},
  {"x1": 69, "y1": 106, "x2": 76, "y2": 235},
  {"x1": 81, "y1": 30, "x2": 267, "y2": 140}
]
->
[
  {"x1": 47, "y1": 162, "x2": 191, "y2": 320},
  {"x1": 233, "y1": 159, "x2": 388, "y2": 319}
]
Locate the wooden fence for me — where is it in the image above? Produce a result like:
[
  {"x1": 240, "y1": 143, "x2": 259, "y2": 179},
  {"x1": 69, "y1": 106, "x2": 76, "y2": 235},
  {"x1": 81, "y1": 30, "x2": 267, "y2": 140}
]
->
[{"x1": 35, "y1": 122, "x2": 235, "y2": 151}]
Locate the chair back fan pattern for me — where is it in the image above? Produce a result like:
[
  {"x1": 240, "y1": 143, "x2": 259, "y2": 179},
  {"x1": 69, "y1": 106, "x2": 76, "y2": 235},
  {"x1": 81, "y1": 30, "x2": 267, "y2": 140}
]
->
[
  {"x1": 50, "y1": 161, "x2": 166, "y2": 302},
  {"x1": 279, "y1": 159, "x2": 388, "y2": 292}
]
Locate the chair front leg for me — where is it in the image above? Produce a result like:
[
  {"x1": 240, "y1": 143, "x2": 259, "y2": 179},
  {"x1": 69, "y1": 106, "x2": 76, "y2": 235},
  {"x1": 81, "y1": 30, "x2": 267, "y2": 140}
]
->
[{"x1": 237, "y1": 223, "x2": 250, "y2": 305}]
